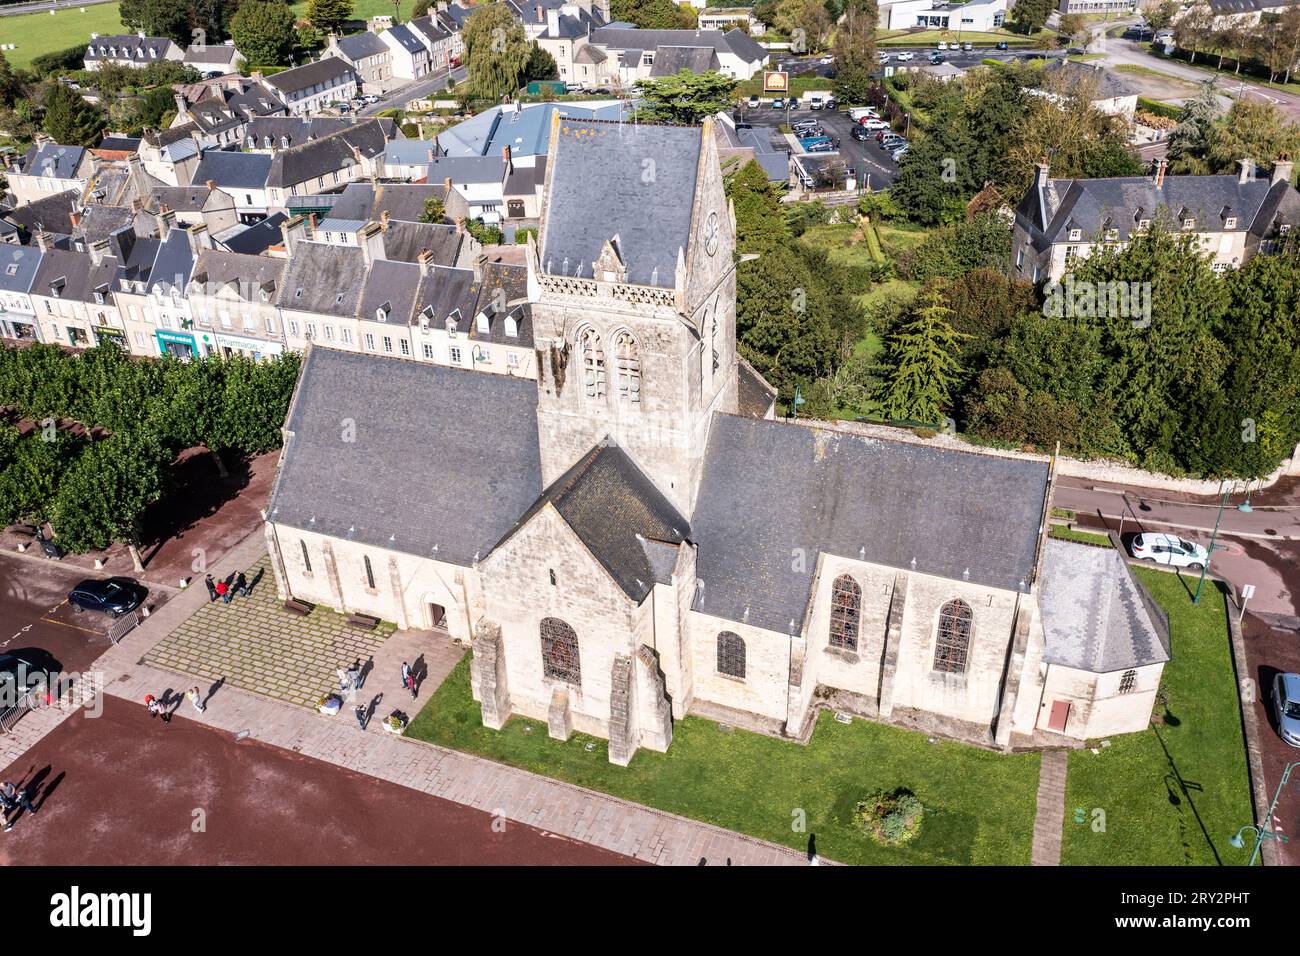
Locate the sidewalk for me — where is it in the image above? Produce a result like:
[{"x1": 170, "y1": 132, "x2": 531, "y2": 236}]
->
[{"x1": 1, "y1": 528, "x2": 813, "y2": 866}]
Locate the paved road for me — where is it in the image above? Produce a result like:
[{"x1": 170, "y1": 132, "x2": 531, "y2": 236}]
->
[
  {"x1": 0, "y1": 695, "x2": 640, "y2": 864},
  {"x1": 1053, "y1": 472, "x2": 1300, "y2": 864},
  {"x1": 739, "y1": 105, "x2": 901, "y2": 190},
  {"x1": 360, "y1": 67, "x2": 468, "y2": 118},
  {"x1": 0, "y1": 0, "x2": 113, "y2": 16}
]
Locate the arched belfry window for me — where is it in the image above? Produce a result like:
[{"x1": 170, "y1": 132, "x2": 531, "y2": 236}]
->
[
  {"x1": 717, "y1": 631, "x2": 746, "y2": 679},
  {"x1": 540, "y1": 617, "x2": 581, "y2": 685},
  {"x1": 580, "y1": 327, "x2": 605, "y2": 398},
  {"x1": 1119, "y1": 669, "x2": 1137, "y2": 694},
  {"x1": 829, "y1": 574, "x2": 861, "y2": 651},
  {"x1": 615, "y1": 330, "x2": 640, "y2": 403},
  {"x1": 933, "y1": 599, "x2": 972, "y2": 674}
]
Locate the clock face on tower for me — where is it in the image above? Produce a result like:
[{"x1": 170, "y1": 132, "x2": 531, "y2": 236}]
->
[{"x1": 703, "y1": 210, "x2": 720, "y2": 257}]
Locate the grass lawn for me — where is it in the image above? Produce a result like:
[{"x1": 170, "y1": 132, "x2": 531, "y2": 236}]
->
[
  {"x1": 407, "y1": 657, "x2": 1041, "y2": 865},
  {"x1": 0, "y1": 0, "x2": 421, "y2": 71},
  {"x1": 1114, "y1": 63, "x2": 1187, "y2": 81},
  {"x1": 1047, "y1": 526, "x2": 1113, "y2": 547},
  {"x1": 798, "y1": 222, "x2": 883, "y2": 270},
  {"x1": 1061, "y1": 570, "x2": 1253, "y2": 865},
  {"x1": 876, "y1": 29, "x2": 1048, "y2": 48}
]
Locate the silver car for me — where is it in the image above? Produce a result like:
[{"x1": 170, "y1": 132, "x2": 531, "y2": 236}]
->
[{"x1": 1275, "y1": 673, "x2": 1300, "y2": 747}]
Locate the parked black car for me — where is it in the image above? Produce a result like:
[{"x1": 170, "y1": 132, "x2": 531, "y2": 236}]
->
[
  {"x1": 0, "y1": 649, "x2": 59, "y2": 712},
  {"x1": 68, "y1": 577, "x2": 147, "y2": 617},
  {"x1": 851, "y1": 124, "x2": 871, "y2": 141},
  {"x1": 995, "y1": 41, "x2": 1009, "y2": 50}
]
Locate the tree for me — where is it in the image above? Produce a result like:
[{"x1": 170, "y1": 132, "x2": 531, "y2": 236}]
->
[
  {"x1": 1012, "y1": 0, "x2": 1051, "y2": 35},
  {"x1": 51, "y1": 434, "x2": 171, "y2": 568},
  {"x1": 1056, "y1": 14, "x2": 1093, "y2": 49},
  {"x1": 611, "y1": 0, "x2": 693, "y2": 28},
  {"x1": 790, "y1": 0, "x2": 832, "y2": 53},
  {"x1": 830, "y1": 5, "x2": 877, "y2": 104},
  {"x1": 412, "y1": 0, "x2": 432, "y2": 16},
  {"x1": 875, "y1": 286, "x2": 968, "y2": 424},
  {"x1": 1144, "y1": 0, "x2": 1179, "y2": 34},
  {"x1": 1205, "y1": 100, "x2": 1300, "y2": 178},
  {"x1": 1166, "y1": 77, "x2": 1221, "y2": 174},
  {"x1": 42, "y1": 83, "x2": 105, "y2": 146},
  {"x1": 1174, "y1": 1, "x2": 1216, "y2": 64},
  {"x1": 231, "y1": 1, "x2": 297, "y2": 68},
  {"x1": 119, "y1": 0, "x2": 190, "y2": 44},
  {"x1": 463, "y1": 4, "x2": 532, "y2": 99},
  {"x1": 307, "y1": 0, "x2": 355, "y2": 35},
  {"x1": 419, "y1": 195, "x2": 446, "y2": 222},
  {"x1": 637, "y1": 69, "x2": 736, "y2": 124},
  {"x1": 725, "y1": 160, "x2": 789, "y2": 255},
  {"x1": 0, "y1": 52, "x2": 25, "y2": 110},
  {"x1": 524, "y1": 44, "x2": 558, "y2": 83}
]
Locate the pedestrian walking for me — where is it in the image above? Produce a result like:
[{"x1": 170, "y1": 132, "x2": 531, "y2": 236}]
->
[
  {"x1": 186, "y1": 686, "x2": 205, "y2": 714},
  {"x1": 346, "y1": 661, "x2": 361, "y2": 691},
  {"x1": 405, "y1": 671, "x2": 417, "y2": 701},
  {"x1": 221, "y1": 578, "x2": 234, "y2": 604},
  {"x1": 0, "y1": 781, "x2": 37, "y2": 820},
  {"x1": 214, "y1": 579, "x2": 229, "y2": 603},
  {"x1": 354, "y1": 704, "x2": 367, "y2": 731},
  {"x1": 235, "y1": 572, "x2": 249, "y2": 598},
  {"x1": 145, "y1": 694, "x2": 170, "y2": 723},
  {"x1": 337, "y1": 667, "x2": 350, "y2": 693},
  {"x1": 400, "y1": 661, "x2": 411, "y2": 691},
  {"x1": 204, "y1": 574, "x2": 217, "y2": 602}
]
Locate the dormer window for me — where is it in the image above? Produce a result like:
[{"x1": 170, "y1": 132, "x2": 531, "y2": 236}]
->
[
  {"x1": 476, "y1": 312, "x2": 489, "y2": 334},
  {"x1": 1182, "y1": 218, "x2": 1196, "y2": 231},
  {"x1": 1105, "y1": 228, "x2": 1119, "y2": 241},
  {"x1": 1225, "y1": 217, "x2": 1237, "y2": 229},
  {"x1": 1137, "y1": 219, "x2": 1151, "y2": 231},
  {"x1": 5, "y1": 264, "x2": 17, "y2": 277},
  {"x1": 505, "y1": 316, "x2": 518, "y2": 338},
  {"x1": 94, "y1": 291, "x2": 105, "y2": 304},
  {"x1": 280, "y1": 136, "x2": 289, "y2": 148},
  {"x1": 295, "y1": 287, "x2": 304, "y2": 298},
  {"x1": 1068, "y1": 228, "x2": 1081, "y2": 241},
  {"x1": 445, "y1": 316, "x2": 458, "y2": 333}
]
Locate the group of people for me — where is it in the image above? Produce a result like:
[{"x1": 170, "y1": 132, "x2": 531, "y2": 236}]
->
[
  {"x1": 143, "y1": 687, "x2": 206, "y2": 723},
  {"x1": 0, "y1": 780, "x2": 36, "y2": 832},
  {"x1": 204, "y1": 572, "x2": 250, "y2": 604}
]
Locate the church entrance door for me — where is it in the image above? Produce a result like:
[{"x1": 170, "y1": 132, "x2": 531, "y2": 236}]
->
[
  {"x1": 429, "y1": 603, "x2": 447, "y2": 629},
  {"x1": 1046, "y1": 700, "x2": 1071, "y2": 733}
]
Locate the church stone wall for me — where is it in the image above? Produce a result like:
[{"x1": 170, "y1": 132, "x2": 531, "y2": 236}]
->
[
  {"x1": 477, "y1": 505, "x2": 641, "y2": 739},
  {"x1": 270, "y1": 523, "x2": 479, "y2": 642},
  {"x1": 688, "y1": 611, "x2": 793, "y2": 726},
  {"x1": 1040, "y1": 661, "x2": 1164, "y2": 739}
]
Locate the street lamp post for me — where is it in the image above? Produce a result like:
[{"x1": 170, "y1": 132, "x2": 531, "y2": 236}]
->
[
  {"x1": 1193, "y1": 484, "x2": 1231, "y2": 605},
  {"x1": 1231, "y1": 760, "x2": 1300, "y2": 865}
]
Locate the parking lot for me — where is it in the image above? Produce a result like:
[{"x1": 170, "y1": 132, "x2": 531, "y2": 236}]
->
[
  {"x1": 0, "y1": 551, "x2": 168, "y2": 685},
  {"x1": 738, "y1": 104, "x2": 902, "y2": 190}
]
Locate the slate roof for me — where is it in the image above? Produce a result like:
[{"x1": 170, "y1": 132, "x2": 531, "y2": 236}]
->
[
  {"x1": 381, "y1": 220, "x2": 464, "y2": 265},
  {"x1": 413, "y1": 264, "x2": 477, "y2": 327},
  {"x1": 218, "y1": 212, "x2": 288, "y2": 254},
  {"x1": 5, "y1": 191, "x2": 80, "y2": 237},
  {"x1": 144, "y1": 124, "x2": 199, "y2": 149},
  {"x1": 147, "y1": 185, "x2": 217, "y2": 213},
  {"x1": 149, "y1": 229, "x2": 196, "y2": 293},
  {"x1": 266, "y1": 58, "x2": 357, "y2": 96},
  {"x1": 244, "y1": 116, "x2": 392, "y2": 150},
  {"x1": 1038, "y1": 538, "x2": 1170, "y2": 673},
  {"x1": 75, "y1": 205, "x2": 136, "y2": 244},
  {"x1": 24, "y1": 143, "x2": 85, "y2": 180},
  {"x1": 436, "y1": 101, "x2": 627, "y2": 158},
  {"x1": 1042, "y1": 60, "x2": 1136, "y2": 101},
  {"x1": 190, "y1": 249, "x2": 283, "y2": 296},
  {"x1": 470, "y1": 259, "x2": 533, "y2": 347},
  {"x1": 650, "y1": 46, "x2": 720, "y2": 76},
  {"x1": 268, "y1": 347, "x2": 543, "y2": 567},
  {"x1": 385, "y1": 23, "x2": 428, "y2": 55},
  {"x1": 112, "y1": 233, "x2": 161, "y2": 286},
  {"x1": 590, "y1": 26, "x2": 766, "y2": 64},
  {"x1": 425, "y1": 155, "x2": 507, "y2": 185},
  {"x1": 95, "y1": 135, "x2": 142, "y2": 154},
  {"x1": 691, "y1": 417, "x2": 1050, "y2": 633},
  {"x1": 326, "y1": 182, "x2": 451, "y2": 223},
  {"x1": 277, "y1": 243, "x2": 368, "y2": 316},
  {"x1": 359, "y1": 258, "x2": 423, "y2": 324},
  {"x1": 336, "y1": 31, "x2": 391, "y2": 61},
  {"x1": 31, "y1": 247, "x2": 118, "y2": 304},
  {"x1": 85, "y1": 34, "x2": 179, "y2": 61},
  {"x1": 499, "y1": 442, "x2": 688, "y2": 602},
  {"x1": 541, "y1": 119, "x2": 700, "y2": 287},
  {"x1": 1015, "y1": 170, "x2": 1300, "y2": 249},
  {"x1": 184, "y1": 43, "x2": 241, "y2": 65},
  {"x1": 193, "y1": 151, "x2": 273, "y2": 190},
  {"x1": 266, "y1": 120, "x2": 388, "y2": 188},
  {"x1": 0, "y1": 244, "x2": 42, "y2": 294},
  {"x1": 735, "y1": 356, "x2": 776, "y2": 419},
  {"x1": 410, "y1": 14, "x2": 453, "y2": 45},
  {"x1": 384, "y1": 139, "x2": 438, "y2": 166}
]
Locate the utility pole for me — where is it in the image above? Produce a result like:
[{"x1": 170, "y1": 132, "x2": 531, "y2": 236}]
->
[{"x1": 1193, "y1": 484, "x2": 1231, "y2": 605}]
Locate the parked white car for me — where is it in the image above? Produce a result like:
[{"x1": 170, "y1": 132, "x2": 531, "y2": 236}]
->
[
  {"x1": 936, "y1": 41, "x2": 948, "y2": 50},
  {"x1": 1130, "y1": 532, "x2": 1209, "y2": 569},
  {"x1": 896, "y1": 51, "x2": 915, "y2": 61}
]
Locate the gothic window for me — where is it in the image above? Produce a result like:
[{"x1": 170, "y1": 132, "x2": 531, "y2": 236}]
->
[
  {"x1": 717, "y1": 631, "x2": 746, "y2": 679},
  {"x1": 541, "y1": 617, "x2": 581, "y2": 685},
  {"x1": 615, "y1": 330, "x2": 640, "y2": 403},
  {"x1": 829, "y1": 574, "x2": 861, "y2": 652},
  {"x1": 710, "y1": 314, "x2": 719, "y2": 373},
  {"x1": 300, "y1": 540, "x2": 311, "y2": 573},
  {"x1": 1119, "y1": 669, "x2": 1137, "y2": 694},
  {"x1": 933, "y1": 599, "x2": 973, "y2": 674},
  {"x1": 364, "y1": 554, "x2": 375, "y2": 590},
  {"x1": 580, "y1": 327, "x2": 605, "y2": 398}
]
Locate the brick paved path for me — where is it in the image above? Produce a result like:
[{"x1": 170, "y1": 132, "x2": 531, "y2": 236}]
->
[
  {"x1": 1031, "y1": 749, "x2": 1068, "y2": 866},
  {"x1": 0, "y1": 530, "x2": 812, "y2": 866}
]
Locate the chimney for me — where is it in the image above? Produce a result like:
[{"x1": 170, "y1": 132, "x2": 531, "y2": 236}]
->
[
  {"x1": 1154, "y1": 158, "x2": 1167, "y2": 189},
  {"x1": 473, "y1": 252, "x2": 487, "y2": 283},
  {"x1": 187, "y1": 223, "x2": 211, "y2": 256},
  {"x1": 280, "y1": 214, "x2": 308, "y2": 255},
  {"x1": 205, "y1": 179, "x2": 216, "y2": 192},
  {"x1": 502, "y1": 144, "x2": 512, "y2": 175},
  {"x1": 308, "y1": 213, "x2": 318, "y2": 235},
  {"x1": 156, "y1": 209, "x2": 176, "y2": 239},
  {"x1": 34, "y1": 231, "x2": 50, "y2": 253},
  {"x1": 173, "y1": 91, "x2": 188, "y2": 116},
  {"x1": 1272, "y1": 155, "x2": 1294, "y2": 186},
  {"x1": 454, "y1": 216, "x2": 465, "y2": 236},
  {"x1": 1238, "y1": 158, "x2": 1253, "y2": 184},
  {"x1": 444, "y1": 176, "x2": 453, "y2": 193},
  {"x1": 547, "y1": 8, "x2": 559, "y2": 34},
  {"x1": 381, "y1": 210, "x2": 390, "y2": 229},
  {"x1": 359, "y1": 221, "x2": 387, "y2": 265},
  {"x1": 69, "y1": 211, "x2": 81, "y2": 228},
  {"x1": 88, "y1": 238, "x2": 110, "y2": 265},
  {"x1": 428, "y1": 147, "x2": 436, "y2": 163},
  {"x1": 417, "y1": 248, "x2": 435, "y2": 277},
  {"x1": 1035, "y1": 158, "x2": 1049, "y2": 189}
]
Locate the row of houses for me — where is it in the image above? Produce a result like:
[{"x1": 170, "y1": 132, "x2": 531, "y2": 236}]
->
[{"x1": 83, "y1": 32, "x2": 245, "y2": 74}]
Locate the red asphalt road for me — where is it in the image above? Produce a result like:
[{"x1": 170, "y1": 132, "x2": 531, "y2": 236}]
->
[{"x1": 0, "y1": 697, "x2": 640, "y2": 866}]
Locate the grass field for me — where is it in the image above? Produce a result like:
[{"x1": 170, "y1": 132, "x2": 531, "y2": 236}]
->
[
  {"x1": 407, "y1": 656, "x2": 1042, "y2": 865},
  {"x1": 1061, "y1": 571, "x2": 1253, "y2": 866},
  {"x1": 0, "y1": 0, "x2": 423, "y2": 71}
]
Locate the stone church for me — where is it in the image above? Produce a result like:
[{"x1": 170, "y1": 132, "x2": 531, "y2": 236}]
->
[{"x1": 264, "y1": 114, "x2": 1170, "y2": 764}]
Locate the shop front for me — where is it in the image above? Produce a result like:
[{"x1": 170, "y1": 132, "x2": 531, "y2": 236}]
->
[
  {"x1": 156, "y1": 329, "x2": 199, "y2": 360},
  {"x1": 0, "y1": 310, "x2": 40, "y2": 342},
  {"x1": 93, "y1": 324, "x2": 126, "y2": 348},
  {"x1": 212, "y1": 331, "x2": 282, "y2": 362}
]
